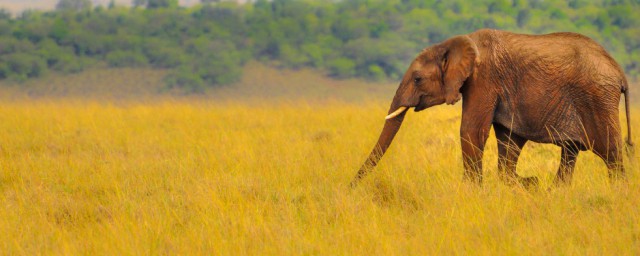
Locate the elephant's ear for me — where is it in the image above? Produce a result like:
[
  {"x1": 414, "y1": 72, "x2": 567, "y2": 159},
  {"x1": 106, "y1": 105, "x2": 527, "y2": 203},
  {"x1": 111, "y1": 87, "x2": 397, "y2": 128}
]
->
[{"x1": 440, "y1": 35, "x2": 479, "y2": 105}]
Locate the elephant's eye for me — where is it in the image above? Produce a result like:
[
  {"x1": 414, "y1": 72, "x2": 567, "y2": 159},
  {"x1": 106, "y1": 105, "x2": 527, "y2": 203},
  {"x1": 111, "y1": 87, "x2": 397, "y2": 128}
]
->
[{"x1": 414, "y1": 77, "x2": 422, "y2": 84}]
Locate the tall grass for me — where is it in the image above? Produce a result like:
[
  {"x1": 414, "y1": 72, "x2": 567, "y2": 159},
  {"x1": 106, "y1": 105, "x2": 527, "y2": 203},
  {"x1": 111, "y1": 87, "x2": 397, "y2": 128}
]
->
[{"x1": 0, "y1": 100, "x2": 638, "y2": 255}]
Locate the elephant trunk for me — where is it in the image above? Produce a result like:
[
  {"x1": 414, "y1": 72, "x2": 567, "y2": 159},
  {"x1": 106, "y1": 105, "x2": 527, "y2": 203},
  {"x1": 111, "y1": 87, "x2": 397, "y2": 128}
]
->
[{"x1": 350, "y1": 97, "x2": 407, "y2": 187}]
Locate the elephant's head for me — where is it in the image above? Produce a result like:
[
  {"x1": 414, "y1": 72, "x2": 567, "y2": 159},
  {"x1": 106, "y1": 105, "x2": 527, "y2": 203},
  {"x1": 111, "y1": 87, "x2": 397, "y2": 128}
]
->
[{"x1": 351, "y1": 35, "x2": 479, "y2": 186}]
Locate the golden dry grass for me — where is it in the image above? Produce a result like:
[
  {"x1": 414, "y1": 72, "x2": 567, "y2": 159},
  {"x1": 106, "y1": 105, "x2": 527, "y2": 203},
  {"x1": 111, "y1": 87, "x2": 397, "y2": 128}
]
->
[{"x1": 0, "y1": 99, "x2": 638, "y2": 255}]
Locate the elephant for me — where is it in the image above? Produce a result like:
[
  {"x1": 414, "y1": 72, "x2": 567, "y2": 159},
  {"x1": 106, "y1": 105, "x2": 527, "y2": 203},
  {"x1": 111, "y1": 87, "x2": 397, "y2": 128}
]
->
[{"x1": 351, "y1": 29, "x2": 633, "y2": 187}]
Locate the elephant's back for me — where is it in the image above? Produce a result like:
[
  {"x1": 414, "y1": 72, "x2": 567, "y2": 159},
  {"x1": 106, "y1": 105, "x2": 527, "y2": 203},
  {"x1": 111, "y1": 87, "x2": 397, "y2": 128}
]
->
[
  {"x1": 475, "y1": 30, "x2": 626, "y2": 92},
  {"x1": 487, "y1": 30, "x2": 625, "y2": 84}
]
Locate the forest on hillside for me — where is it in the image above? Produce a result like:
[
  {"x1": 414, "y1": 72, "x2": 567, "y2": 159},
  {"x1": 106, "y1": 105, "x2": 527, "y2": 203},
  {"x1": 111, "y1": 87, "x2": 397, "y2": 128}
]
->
[{"x1": 0, "y1": 0, "x2": 639, "y2": 92}]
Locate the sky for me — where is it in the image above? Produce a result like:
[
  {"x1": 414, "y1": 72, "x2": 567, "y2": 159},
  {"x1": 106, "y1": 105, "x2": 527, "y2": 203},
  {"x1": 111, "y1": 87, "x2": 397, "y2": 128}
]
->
[{"x1": 0, "y1": 0, "x2": 220, "y2": 14}]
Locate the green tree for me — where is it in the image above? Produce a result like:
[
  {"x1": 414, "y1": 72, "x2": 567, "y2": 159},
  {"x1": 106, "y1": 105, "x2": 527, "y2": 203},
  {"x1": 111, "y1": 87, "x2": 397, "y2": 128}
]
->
[
  {"x1": 147, "y1": 0, "x2": 179, "y2": 9},
  {"x1": 328, "y1": 58, "x2": 355, "y2": 79},
  {"x1": 1, "y1": 0, "x2": 640, "y2": 91},
  {"x1": 517, "y1": 9, "x2": 531, "y2": 27},
  {"x1": 0, "y1": 9, "x2": 11, "y2": 20},
  {"x1": 0, "y1": 52, "x2": 48, "y2": 81},
  {"x1": 132, "y1": 0, "x2": 147, "y2": 7},
  {"x1": 164, "y1": 68, "x2": 206, "y2": 93},
  {"x1": 56, "y1": 0, "x2": 92, "y2": 11},
  {"x1": 105, "y1": 50, "x2": 148, "y2": 67}
]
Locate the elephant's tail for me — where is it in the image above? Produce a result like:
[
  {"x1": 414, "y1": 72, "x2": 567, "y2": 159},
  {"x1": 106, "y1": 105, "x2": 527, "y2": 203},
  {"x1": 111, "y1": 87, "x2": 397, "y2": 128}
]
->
[{"x1": 623, "y1": 85, "x2": 634, "y2": 153}]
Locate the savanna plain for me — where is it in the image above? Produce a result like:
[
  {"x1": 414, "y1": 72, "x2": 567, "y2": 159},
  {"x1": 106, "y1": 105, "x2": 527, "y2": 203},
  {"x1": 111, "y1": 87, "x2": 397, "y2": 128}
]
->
[{"x1": 1, "y1": 65, "x2": 639, "y2": 255}]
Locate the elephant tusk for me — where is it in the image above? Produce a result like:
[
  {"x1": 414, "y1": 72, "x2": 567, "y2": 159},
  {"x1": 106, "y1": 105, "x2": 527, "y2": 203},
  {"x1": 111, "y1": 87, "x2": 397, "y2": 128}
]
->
[{"x1": 385, "y1": 107, "x2": 408, "y2": 120}]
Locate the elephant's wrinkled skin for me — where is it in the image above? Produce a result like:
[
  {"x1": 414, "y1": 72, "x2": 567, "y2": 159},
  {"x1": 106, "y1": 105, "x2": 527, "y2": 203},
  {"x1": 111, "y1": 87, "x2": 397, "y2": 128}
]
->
[{"x1": 352, "y1": 29, "x2": 633, "y2": 187}]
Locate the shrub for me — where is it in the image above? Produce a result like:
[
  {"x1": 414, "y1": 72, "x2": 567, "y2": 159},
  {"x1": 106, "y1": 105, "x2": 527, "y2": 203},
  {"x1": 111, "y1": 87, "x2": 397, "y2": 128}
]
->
[
  {"x1": 367, "y1": 64, "x2": 386, "y2": 81},
  {"x1": 327, "y1": 58, "x2": 355, "y2": 79},
  {"x1": 0, "y1": 52, "x2": 48, "y2": 81},
  {"x1": 164, "y1": 69, "x2": 205, "y2": 93},
  {"x1": 143, "y1": 40, "x2": 187, "y2": 68},
  {"x1": 105, "y1": 50, "x2": 148, "y2": 67}
]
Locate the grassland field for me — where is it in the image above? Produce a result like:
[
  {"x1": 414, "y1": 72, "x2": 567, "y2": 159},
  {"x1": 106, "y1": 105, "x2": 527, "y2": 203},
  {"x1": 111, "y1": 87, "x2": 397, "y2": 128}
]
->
[{"x1": 1, "y1": 64, "x2": 639, "y2": 254}]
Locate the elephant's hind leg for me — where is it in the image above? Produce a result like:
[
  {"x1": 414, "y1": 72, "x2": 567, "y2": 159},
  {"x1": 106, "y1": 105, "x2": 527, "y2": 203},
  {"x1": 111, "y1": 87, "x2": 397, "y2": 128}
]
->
[
  {"x1": 494, "y1": 123, "x2": 537, "y2": 187},
  {"x1": 600, "y1": 146, "x2": 626, "y2": 182},
  {"x1": 554, "y1": 143, "x2": 580, "y2": 185},
  {"x1": 591, "y1": 129, "x2": 626, "y2": 182}
]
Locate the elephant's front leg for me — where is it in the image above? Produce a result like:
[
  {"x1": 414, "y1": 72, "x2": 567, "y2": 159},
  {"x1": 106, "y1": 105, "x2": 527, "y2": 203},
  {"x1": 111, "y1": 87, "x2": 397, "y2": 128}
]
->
[
  {"x1": 459, "y1": 82, "x2": 498, "y2": 184},
  {"x1": 460, "y1": 112, "x2": 494, "y2": 184}
]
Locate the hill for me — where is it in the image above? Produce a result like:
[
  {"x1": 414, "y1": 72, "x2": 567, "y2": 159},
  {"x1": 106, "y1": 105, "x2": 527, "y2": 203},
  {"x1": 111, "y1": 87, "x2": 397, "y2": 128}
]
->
[
  {"x1": 0, "y1": 0, "x2": 639, "y2": 95},
  {"x1": 0, "y1": 62, "x2": 396, "y2": 101}
]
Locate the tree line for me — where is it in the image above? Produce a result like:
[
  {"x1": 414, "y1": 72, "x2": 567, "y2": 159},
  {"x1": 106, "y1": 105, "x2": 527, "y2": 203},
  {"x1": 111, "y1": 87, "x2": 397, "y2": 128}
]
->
[{"x1": 1, "y1": 0, "x2": 639, "y2": 92}]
